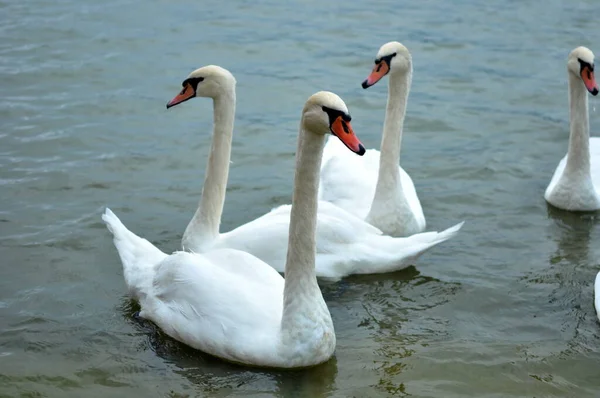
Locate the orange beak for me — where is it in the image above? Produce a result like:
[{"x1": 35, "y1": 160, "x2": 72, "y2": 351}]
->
[
  {"x1": 330, "y1": 116, "x2": 365, "y2": 155},
  {"x1": 166, "y1": 83, "x2": 195, "y2": 108},
  {"x1": 581, "y1": 65, "x2": 599, "y2": 96},
  {"x1": 362, "y1": 61, "x2": 390, "y2": 89}
]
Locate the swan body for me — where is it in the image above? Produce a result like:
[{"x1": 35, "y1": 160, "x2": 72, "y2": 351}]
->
[
  {"x1": 319, "y1": 41, "x2": 425, "y2": 236},
  {"x1": 175, "y1": 66, "x2": 462, "y2": 280},
  {"x1": 103, "y1": 89, "x2": 366, "y2": 368},
  {"x1": 545, "y1": 46, "x2": 600, "y2": 211},
  {"x1": 103, "y1": 208, "x2": 290, "y2": 366}
]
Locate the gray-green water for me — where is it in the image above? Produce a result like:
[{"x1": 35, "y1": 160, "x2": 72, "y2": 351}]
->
[{"x1": 2, "y1": 0, "x2": 600, "y2": 396}]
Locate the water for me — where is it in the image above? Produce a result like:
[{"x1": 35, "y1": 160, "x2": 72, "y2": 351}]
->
[{"x1": 1, "y1": 0, "x2": 600, "y2": 396}]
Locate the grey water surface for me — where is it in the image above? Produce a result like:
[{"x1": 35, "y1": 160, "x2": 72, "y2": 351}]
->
[{"x1": 2, "y1": 0, "x2": 600, "y2": 396}]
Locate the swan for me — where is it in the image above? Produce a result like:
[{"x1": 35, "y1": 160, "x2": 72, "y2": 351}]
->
[
  {"x1": 102, "y1": 91, "x2": 367, "y2": 368},
  {"x1": 545, "y1": 46, "x2": 600, "y2": 211},
  {"x1": 167, "y1": 65, "x2": 464, "y2": 280},
  {"x1": 319, "y1": 41, "x2": 425, "y2": 237}
]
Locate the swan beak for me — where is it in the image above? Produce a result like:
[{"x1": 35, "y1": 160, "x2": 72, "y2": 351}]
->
[
  {"x1": 362, "y1": 61, "x2": 390, "y2": 89},
  {"x1": 166, "y1": 83, "x2": 196, "y2": 108},
  {"x1": 330, "y1": 117, "x2": 365, "y2": 155},
  {"x1": 581, "y1": 66, "x2": 599, "y2": 96}
]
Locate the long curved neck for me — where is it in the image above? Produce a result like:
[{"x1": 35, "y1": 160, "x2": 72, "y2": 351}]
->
[
  {"x1": 182, "y1": 91, "x2": 235, "y2": 250},
  {"x1": 372, "y1": 68, "x2": 411, "y2": 197},
  {"x1": 564, "y1": 72, "x2": 591, "y2": 177},
  {"x1": 281, "y1": 121, "x2": 328, "y2": 332}
]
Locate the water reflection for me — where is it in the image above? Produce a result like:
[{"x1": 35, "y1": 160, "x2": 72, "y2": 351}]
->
[
  {"x1": 545, "y1": 205, "x2": 598, "y2": 322},
  {"x1": 542, "y1": 205, "x2": 600, "y2": 354},
  {"x1": 546, "y1": 205, "x2": 598, "y2": 267},
  {"x1": 365, "y1": 271, "x2": 458, "y2": 396},
  {"x1": 326, "y1": 267, "x2": 459, "y2": 396}
]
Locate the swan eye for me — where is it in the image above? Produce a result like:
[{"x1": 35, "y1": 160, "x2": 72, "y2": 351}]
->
[
  {"x1": 321, "y1": 105, "x2": 332, "y2": 116},
  {"x1": 322, "y1": 106, "x2": 351, "y2": 126},
  {"x1": 375, "y1": 53, "x2": 397, "y2": 68},
  {"x1": 578, "y1": 58, "x2": 594, "y2": 72},
  {"x1": 181, "y1": 77, "x2": 205, "y2": 90}
]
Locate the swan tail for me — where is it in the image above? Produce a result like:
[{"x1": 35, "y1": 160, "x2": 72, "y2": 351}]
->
[
  {"x1": 102, "y1": 208, "x2": 167, "y2": 299},
  {"x1": 360, "y1": 221, "x2": 465, "y2": 275},
  {"x1": 399, "y1": 221, "x2": 465, "y2": 259},
  {"x1": 410, "y1": 221, "x2": 465, "y2": 247}
]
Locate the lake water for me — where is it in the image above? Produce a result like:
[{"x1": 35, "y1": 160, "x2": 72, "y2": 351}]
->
[{"x1": 2, "y1": 0, "x2": 600, "y2": 396}]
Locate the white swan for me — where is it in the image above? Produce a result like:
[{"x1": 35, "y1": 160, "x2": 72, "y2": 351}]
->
[
  {"x1": 319, "y1": 41, "x2": 425, "y2": 237},
  {"x1": 102, "y1": 91, "x2": 367, "y2": 368},
  {"x1": 167, "y1": 66, "x2": 463, "y2": 280},
  {"x1": 545, "y1": 46, "x2": 600, "y2": 211}
]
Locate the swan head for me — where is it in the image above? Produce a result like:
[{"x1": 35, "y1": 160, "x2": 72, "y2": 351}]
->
[
  {"x1": 568, "y1": 46, "x2": 598, "y2": 96},
  {"x1": 166, "y1": 65, "x2": 236, "y2": 108},
  {"x1": 302, "y1": 91, "x2": 365, "y2": 155},
  {"x1": 362, "y1": 41, "x2": 412, "y2": 89}
]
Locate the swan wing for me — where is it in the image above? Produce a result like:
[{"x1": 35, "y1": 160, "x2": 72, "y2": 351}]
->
[
  {"x1": 218, "y1": 201, "x2": 461, "y2": 280},
  {"x1": 144, "y1": 249, "x2": 284, "y2": 365}
]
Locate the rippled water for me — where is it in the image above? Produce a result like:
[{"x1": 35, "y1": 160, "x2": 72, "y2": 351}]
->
[{"x1": 2, "y1": 0, "x2": 600, "y2": 396}]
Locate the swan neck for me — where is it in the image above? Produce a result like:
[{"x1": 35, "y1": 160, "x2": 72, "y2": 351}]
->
[
  {"x1": 565, "y1": 72, "x2": 591, "y2": 176},
  {"x1": 182, "y1": 91, "x2": 235, "y2": 249},
  {"x1": 281, "y1": 120, "x2": 327, "y2": 331},
  {"x1": 372, "y1": 69, "x2": 411, "y2": 196}
]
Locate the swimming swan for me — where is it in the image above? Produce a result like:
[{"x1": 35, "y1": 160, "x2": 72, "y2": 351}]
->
[
  {"x1": 545, "y1": 46, "x2": 600, "y2": 211},
  {"x1": 319, "y1": 41, "x2": 425, "y2": 237}
]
